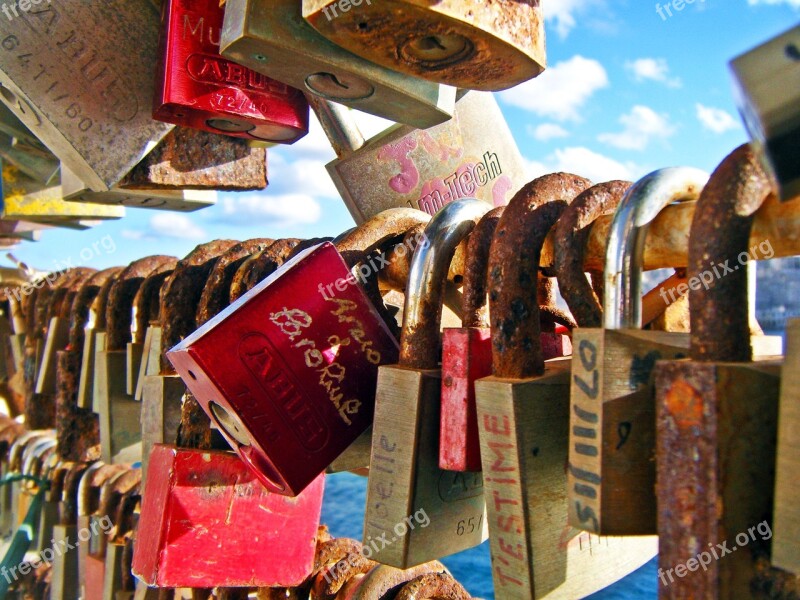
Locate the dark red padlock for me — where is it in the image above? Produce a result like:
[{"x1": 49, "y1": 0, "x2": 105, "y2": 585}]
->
[
  {"x1": 439, "y1": 206, "x2": 573, "y2": 472},
  {"x1": 154, "y1": 0, "x2": 309, "y2": 143},
  {"x1": 132, "y1": 444, "x2": 324, "y2": 587},
  {"x1": 168, "y1": 238, "x2": 405, "y2": 496}
]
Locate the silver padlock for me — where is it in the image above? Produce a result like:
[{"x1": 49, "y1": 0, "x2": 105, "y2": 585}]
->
[{"x1": 0, "y1": 0, "x2": 173, "y2": 191}]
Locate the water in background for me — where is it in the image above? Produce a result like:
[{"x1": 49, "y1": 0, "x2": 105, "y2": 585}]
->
[{"x1": 321, "y1": 472, "x2": 657, "y2": 599}]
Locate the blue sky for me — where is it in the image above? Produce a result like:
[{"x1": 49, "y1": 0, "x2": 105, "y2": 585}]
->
[{"x1": 7, "y1": 0, "x2": 798, "y2": 272}]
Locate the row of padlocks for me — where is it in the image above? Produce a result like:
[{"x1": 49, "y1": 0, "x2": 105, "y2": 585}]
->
[{"x1": 0, "y1": 0, "x2": 796, "y2": 598}]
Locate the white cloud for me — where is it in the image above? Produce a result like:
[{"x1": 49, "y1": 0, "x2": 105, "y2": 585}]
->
[
  {"x1": 598, "y1": 105, "x2": 675, "y2": 151},
  {"x1": 747, "y1": 0, "x2": 800, "y2": 7},
  {"x1": 148, "y1": 213, "x2": 206, "y2": 240},
  {"x1": 499, "y1": 55, "x2": 609, "y2": 121},
  {"x1": 625, "y1": 58, "x2": 682, "y2": 88},
  {"x1": 525, "y1": 147, "x2": 643, "y2": 183},
  {"x1": 120, "y1": 230, "x2": 145, "y2": 240},
  {"x1": 545, "y1": 0, "x2": 603, "y2": 38},
  {"x1": 695, "y1": 103, "x2": 741, "y2": 134},
  {"x1": 529, "y1": 123, "x2": 570, "y2": 142},
  {"x1": 219, "y1": 192, "x2": 322, "y2": 227}
]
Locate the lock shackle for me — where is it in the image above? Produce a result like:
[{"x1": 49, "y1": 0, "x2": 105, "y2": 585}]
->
[
  {"x1": 689, "y1": 144, "x2": 773, "y2": 362},
  {"x1": 554, "y1": 180, "x2": 632, "y2": 328},
  {"x1": 111, "y1": 485, "x2": 141, "y2": 544},
  {"x1": 21, "y1": 435, "x2": 56, "y2": 480},
  {"x1": 68, "y1": 267, "x2": 123, "y2": 352},
  {"x1": 306, "y1": 94, "x2": 366, "y2": 159},
  {"x1": 8, "y1": 430, "x2": 49, "y2": 472},
  {"x1": 77, "y1": 462, "x2": 124, "y2": 518},
  {"x1": 229, "y1": 238, "x2": 302, "y2": 302},
  {"x1": 31, "y1": 271, "x2": 68, "y2": 339},
  {"x1": 488, "y1": 173, "x2": 593, "y2": 378},
  {"x1": 107, "y1": 256, "x2": 175, "y2": 352},
  {"x1": 604, "y1": 167, "x2": 709, "y2": 330},
  {"x1": 160, "y1": 240, "x2": 238, "y2": 374},
  {"x1": 45, "y1": 268, "x2": 94, "y2": 325},
  {"x1": 196, "y1": 239, "x2": 274, "y2": 327},
  {"x1": 46, "y1": 460, "x2": 69, "y2": 503},
  {"x1": 88, "y1": 276, "x2": 117, "y2": 333},
  {"x1": 131, "y1": 264, "x2": 176, "y2": 345},
  {"x1": 335, "y1": 207, "x2": 431, "y2": 263},
  {"x1": 61, "y1": 462, "x2": 91, "y2": 525},
  {"x1": 401, "y1": 198, "x2": 490, "y2": 369},
  {"x1": 98, "y1": 468, "x2": 141, "y2": 530},
  {"x1": 462, "y1": 206, "x2": 504, "y2": 329}
]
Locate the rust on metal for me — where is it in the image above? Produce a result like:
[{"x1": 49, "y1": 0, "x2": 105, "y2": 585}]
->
[
  {"x1": 196, "y1": 239, "x2": 274, "y2": 326},
  {"x1": 229, "y1": 239, "x2": 301, "y2": 302},
  {"x1": 132, "y1": 263, "x2": 177, "y2": 345},
  {"x1": 160, "y1": 240, "x2": 238, "y2": 374},
  {"x1": 335, "y1": 207, "x2": 430, "y2": 267},
  {"x1": 463, "y1": 206, "x2": 503, "y2": 329},
  {"x1": 394, "y1": 571, "x2": 471, "y2": 600},
  {"x1": 489, "y1": 173, "x2": 591, "y2": 378},
  {"x1": 67, "y1": 268, "x2": 124, "y2": 353},
  {"x1": 688, "y1": 144, "x2": 773, "y2": 362},
  {"x1": 119, "y1": 127, "x2": 268, "y2": 191},
  {"x1": 55, "y1": 350, "x2": 99, "y2": 462},
  {"x1": 107, "y1": 256, "x2": 176, "y2": 352},
  {"x1": 554, "y1": 180, "x2": 632, "y2": 328},
  {"x1": 61, "y1": 462, "x2": 91, "y2": 525}
]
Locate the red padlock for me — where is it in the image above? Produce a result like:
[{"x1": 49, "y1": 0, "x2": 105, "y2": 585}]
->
[
  {"x1": 154, "y1": 0, "x2": 309, "y2": 143},
  {"x1": 168, "y1": 209, "x2": 430, "y2": 495},
  {"x1": 439, "y1": 206, "x2": 573, "y2": 472},
  {"x1": 133, "y1": 444, "x2": 324, "y2": 588}
]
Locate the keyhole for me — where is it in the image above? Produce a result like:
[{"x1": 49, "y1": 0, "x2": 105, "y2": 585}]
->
[
  {"x1": 400, "y1": 33, "x2": 474, "y2": 68},
  {"x1": 786, "y1": 43, "x2": 800, "y2": 61},
  {"x1": 617, "y1": 422, "x2": 632, "y2": 450},
  {"x1": 304, "y1": 72, "x2": 374, "y2": 101},
  {"x1": 210, "y1": 401, "x2": 251, "y2": 447},
  {"x1": 532, "y1": 447, "x2": 540, "y2": 457}
]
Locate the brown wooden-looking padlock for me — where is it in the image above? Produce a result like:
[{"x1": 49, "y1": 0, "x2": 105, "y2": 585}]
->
[
  {"x1": 302, "y1": 0, "x2": 545, "y2": 91},
  {"x1": 474, "y1": 173, "x2": 658, "y2": 598},
  {"x1": 655, "y1": 145, "x2": 793, "y2": 597}
]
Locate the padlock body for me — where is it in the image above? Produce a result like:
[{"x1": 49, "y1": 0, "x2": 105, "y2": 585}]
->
[
  {"x1": 140, "y1": 374, "x2": 184, "y2": 491},
  {"x1": 474, "y1": 361, "x2": 658, "y2": 599},
  {"x1": 774, "y1": 318, "x2": 800, "y2": 573},
  {"x1": 327, "y1": 92, "x2": 527, "y2": 223},
  {"x1": 155, "y1": 0, "x2": 309, "y2": 143},
  {"x1": 302, "y1": 0, "x2": 545, "y2": 91},
  {"x1": 168, "y1": 242, "x2": 399, "y2": 496},
  {"x1": 440, "y1": 327, "x2": 572, "y2": 471},
  {"x1": 96, "y1": 349, "x2": 142, "y2": 464},
  {"x1": 656, "y1": 360, "x2": 783, "y2": 597},
  {"x1": 51, "y1": 524, "x2": 80, "y2": 600},
  {"x1": 132, "y1": 445, "x2": 324, "y2": 587},
  {"x1": 568, "y1": 329, "x2": 689, "y2": 536},
  {"x1": 365, "y1": 364, "x2": 487, "y2": 568}
]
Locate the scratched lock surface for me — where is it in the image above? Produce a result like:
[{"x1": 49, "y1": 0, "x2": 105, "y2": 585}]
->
[{"x1": 168, "y1": 242, "x2": 400, "y2": 496}]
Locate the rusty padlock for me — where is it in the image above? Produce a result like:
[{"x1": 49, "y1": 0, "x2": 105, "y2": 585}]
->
[
  {"x1": 310, "y1": 91, "x2": 527, "y2": 224},
  {"x1": 100, "y1": 469, "x2": 142, "y2": 599},
  {"x1": 473, "y1": 173, "x2": 658, "y2": 598},
  {"x1": 227, "y1": 238, "x2": 303, "y2": 302},
  {"x1": 774, "y1": 316, "x2": 800, "y2": 574},
  {"x1": 97, "y1": 256, "x2": 176, "y2": 464},
  {"x1": 155, "y1": 0, "x2": 309, "y2": 144},
  {"x1": 6, "y1": 430, "x2": 52, "y2": 530},
  {"x1": 363, "y1": 199, "x2": 489, "y2": 568},
  {"x1": 219, "y1": 0, "x2": 456, "y2": 129},
  {"x1": 439, "y1": 205, "x2": 573, "y2": 472},
  {"x1": 562, "y1": 170, "x2": 709, "y2": 536},
  {"x1": 50, "y1": 461, "x2": 91, "y2": 600},
  {"x1": 169, "y1": 212, "x2": 429, "y2": 496},
  {"x1": 329, "y1": 561, "x2": 456, "y2": 600},
  {"x1": 0, "y1": 0, "x2": 173, "y2": 192},
  {"x1": 302, "y1": 0, "x2": 545, "y2": 91},
  {"x1": 731, "y1": 24, "x2": 800, "y2": 202},
  {"x1": 655, "y1": 145, "x2": 789, "y2": 596}
]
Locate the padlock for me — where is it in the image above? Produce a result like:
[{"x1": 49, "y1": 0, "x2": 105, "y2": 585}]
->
[
  {"x1": 78, "y1": 463, "x2": 129, "y2": 600},
  {"x1": 134, "y1": 444, "x2": 324, "y2": 588},
  {"x1": 35, "y1": 453, "x2": 63, "y2": 555},
  {"x1": 311, "y1": 91, "x2": 527, "y2": 223},
  {"x1": 219, "y1": 0, "x2": 456, "y2": 129},
  {"x1": 302, "y1": 0, "x2": 545, "y2": 91},
  {"x1": 117, "y1": 127, "x2": 268, "y2": 191},
  {"x1": 0, "y1": 418, "x2": 24, "y2": 537},
  {"x1": 439, "y1": 205, "x2": 573, "y2": 472},
  {"x1": 97, "y1": 256, "x2": 176, "y2": 463},
  {"x1": 362, "y1": 199, "x2": 489, "y2": 568},
  {"x1": 62, "y1": 165, "x2": 217, "y2": 212},
  {"x1": 730, "y1": 24, "x2": 800, "y2": 202},
  {"x1": 5, "y1": 430, "x2": 50, "y2": 530},
  {"x1": 774, "y1": 317, "x2": 800, "y2": 574},
  {"x1": 100, "y1": 469, "x2": 142, "y2": 600},
  {"x1": 1, "y1": 161, "x2": 126, "y2": 225},
  {"x1": 50, "y1": 461, "x2": 91, "y2": 600},
  {"x1": 19, "y1": 434, "x2": 56, "y2": 548},
  {"x1": 655, "y1": 145, "x2": 790, "y2": 596},
  {"x1": 228, "y1": 238, "x2": 302, "y2": 302},
  {"x1": 169, "y1": 211, "x2": 430, "y2": 495},
  {"x1": 473, "y1": 173, "x2": 659, "y2": 598},
  {"x1": 155, "y1": 0, "x2": 309, "y2": 144},
  {"x1": 325, "y1": 561, "x2": 454, "y2": 599},
  {"x1": 0, "y1": 0, "x2": 173, "y2": 191},
  {"x1": 561, "y1": 170, "x2": 709, "y2": 536},
  {"x1": 0, "y1": 131, "x2": 60, "y2": 185}
]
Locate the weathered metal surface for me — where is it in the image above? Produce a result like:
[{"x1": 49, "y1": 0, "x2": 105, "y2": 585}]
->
[
  {"x1": 220, "y1": 0, "x2": 456, "y2": 128},
  {"x1": 0, "y1": 0, "x2": 172, "y2": 191},
  {"x1": 228, "y1": 238, "x2": 301, "y2": 301},
  {"x1": 394, "y1": 572, "x2": 471, "y2": 600},
  {"x1": 119, "y1": 127, "x2": 267, "y2": 191},
  {"x1": 302, "y1": 0, "x2": 545, "y2": 91}
]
